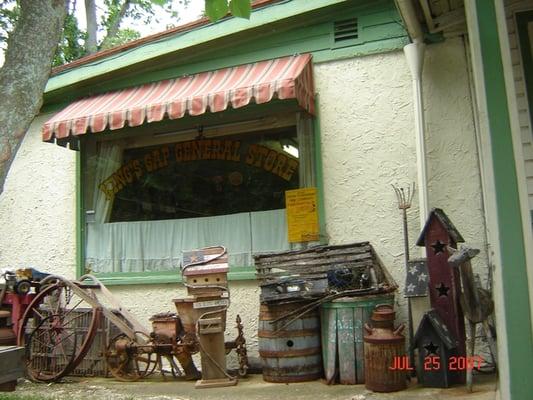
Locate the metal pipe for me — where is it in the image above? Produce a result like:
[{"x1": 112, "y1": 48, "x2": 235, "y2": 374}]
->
[
  {"x1": 395, "y1": 0, "x2": 424, "y2": 40},
  {"x1": 396, "y1": 0, "x2": 429, "y2": 228},
  {"x1": 404, "y1": 41, "x2": 429, "y2": 228}
]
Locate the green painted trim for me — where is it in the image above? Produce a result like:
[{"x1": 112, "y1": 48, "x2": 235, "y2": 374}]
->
[
  {"x1": 43, "y1": 36, "x2": 407, "y2": 110},
  {"x1": 45, "y1": 0, "x2": 351, "y2": 93},
  {"x1": 313, "y1": 36, "x2": 408, "y2": 63},
  {"x1": 476, "y1": 1, "x2": 533, "y2": 398},
  {"x1": 75, "y1": 102, "x2": 297, "y2": 285},
  {"x1": 93, "y1": 267, "x2": 256, "y2": 286},
  {"x1": 75, "y1": 151, "x2": 84, "y2": 279},
  {"x1": 516, "y1": 10, "x2": 533, "y2": 134},
  {"x1": 313, "y1": 95, "x2": 327, "y2": 244}
]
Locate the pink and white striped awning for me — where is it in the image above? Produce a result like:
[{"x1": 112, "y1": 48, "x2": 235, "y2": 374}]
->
[{"x1": 42, "y1": 54, "x2": 315, "y2": 142}]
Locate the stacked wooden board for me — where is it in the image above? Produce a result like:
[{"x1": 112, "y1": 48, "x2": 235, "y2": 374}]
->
[{"x1": 254, "y1": 242, "x2": 397, "y2": 303}]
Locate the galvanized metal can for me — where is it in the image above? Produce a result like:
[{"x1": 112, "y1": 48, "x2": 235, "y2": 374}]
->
[{"x1": 363, "y1": 304, "x2": 407, "y2": 392}]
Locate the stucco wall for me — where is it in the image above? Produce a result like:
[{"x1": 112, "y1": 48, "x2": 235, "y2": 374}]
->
[
  {"x1": 316, "y1": 37, "x2": 487, "y2": 326},
  {"x1": 0, "y1": 38, "x2": 487, "y2": 365},
  {"x1": 0, "y1": 113, "x2": 77, "y2": 278}
]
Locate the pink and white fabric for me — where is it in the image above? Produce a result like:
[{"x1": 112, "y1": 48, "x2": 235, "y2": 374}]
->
[{"x1": 42, "y1": 54, "x2": 315, "y2": 141}]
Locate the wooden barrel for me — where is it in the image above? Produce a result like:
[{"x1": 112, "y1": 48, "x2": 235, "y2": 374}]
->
[{"x1": 258, "y1": 301, "x2": 322, "y2": 383}]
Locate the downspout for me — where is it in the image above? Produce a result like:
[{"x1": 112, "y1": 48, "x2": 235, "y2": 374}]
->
[
  {"x1": 395, "y1": 0, "x2": 429, "y2": 230},
  {"x1": 405, "y1": 41, "x2": 428, "y2": 229}
]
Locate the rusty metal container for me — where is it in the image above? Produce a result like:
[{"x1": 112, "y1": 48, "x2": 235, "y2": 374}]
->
[
  {"x1": 150, "y1": 312, "x2": 180, "y2": 342},
  {"x1": 363, "y1": 304, "x2": 407, "y2": 392},
  {"x1": 258, "y1": 301, "x2": 322, "y2": 383}
]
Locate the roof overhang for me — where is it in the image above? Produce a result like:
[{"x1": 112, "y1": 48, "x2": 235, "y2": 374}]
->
[{"x1": 45, "y1": 0, "x2": 349, "y2": 95}]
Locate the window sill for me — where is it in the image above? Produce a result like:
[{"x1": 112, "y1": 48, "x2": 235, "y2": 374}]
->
[{"x1": 89, "y1": 267, "x2": 257, "y2": 286}]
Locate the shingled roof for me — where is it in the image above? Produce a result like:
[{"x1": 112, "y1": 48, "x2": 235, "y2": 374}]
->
[
  {"x1": 412, "y1": 309, "x2": 458, "y2": 350},
  {"x1": 416, "y1": 208, "x2": 465, "y2": 246}
]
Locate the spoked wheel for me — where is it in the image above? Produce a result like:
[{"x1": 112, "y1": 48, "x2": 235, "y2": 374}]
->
[
  {"x1": 105, "y1": 332, "x2": 158, "y2": 381},
  {"x1": 24, "y1": 314, "x2": 78, "y2": 381},
  {"x1": 17, "y1": 280, "x2": 100, "y2": 382}
]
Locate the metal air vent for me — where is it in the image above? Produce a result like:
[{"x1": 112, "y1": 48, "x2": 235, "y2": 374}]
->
[{"x1": 333, "y1": 18, "x2": 359, "y2": 43}]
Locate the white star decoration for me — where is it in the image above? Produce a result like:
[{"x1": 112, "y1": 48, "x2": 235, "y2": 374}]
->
[
  {"x1": 407, "y1": 283, "x2": 416, "y2": 292},
  {"x1": 409, "y1": 265, "x2": 419, "y2": 275},
  {"x1": 418, "y1": 272, "x2": 428, "y2": 282}
]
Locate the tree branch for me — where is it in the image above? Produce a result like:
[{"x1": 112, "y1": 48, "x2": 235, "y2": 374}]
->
[
  {"x1": 100, "y1": 0, "x2": 132, "y2": 50},
  {"x1": 85, "y1": 0, "x2": 98, "y2": 53}
]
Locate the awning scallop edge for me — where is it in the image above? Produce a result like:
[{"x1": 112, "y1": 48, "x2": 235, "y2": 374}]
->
[{"x1": 42, "y1": 54, "x2": 315, "y2": 143}]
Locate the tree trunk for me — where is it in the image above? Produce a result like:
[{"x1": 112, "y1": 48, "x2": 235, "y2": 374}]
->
[
  {"x1": 85, "y1": 0, "x2": 98, "y2": 54},
  {"x1": 0, "y1": 0, "x2": 67, "y2": 195}
]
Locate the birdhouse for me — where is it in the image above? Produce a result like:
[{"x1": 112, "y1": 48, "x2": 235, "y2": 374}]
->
[
  {"x1": 416, "y1": 208, "x2": 466, "y2": 383},
  {"x1": 412, "y1": 310, "x2": 458, "y2": 388},
  {"x1": 175, "y1": 246, "x2": 236, "y2": 388},
  {"x1": 181, "y1": 246, "x2": 229, "y2": 297}
]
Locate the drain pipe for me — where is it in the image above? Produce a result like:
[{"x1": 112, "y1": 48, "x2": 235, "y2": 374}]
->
[
  {"x1": 396, "y1": 0, "x2": 429, "y2": 229},
  {"x1": 404, "y1": 41, "x2": 428, "y2": 229}
]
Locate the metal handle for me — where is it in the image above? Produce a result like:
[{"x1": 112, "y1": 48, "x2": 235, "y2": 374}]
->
[
  {"x1": 364, "y1": 323, "x2": 373, "y2": 335},
  {"x1": 374, "y1": 304, "x2": 393, "y2": 311},
  {"x1": 393, "y1": 323, "x2": 406, "y2": 336}
]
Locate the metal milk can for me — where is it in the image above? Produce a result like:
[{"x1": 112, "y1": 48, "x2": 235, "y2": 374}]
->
[{"x1": 363, "y1": 304, "x2": 407, "y2": 392}]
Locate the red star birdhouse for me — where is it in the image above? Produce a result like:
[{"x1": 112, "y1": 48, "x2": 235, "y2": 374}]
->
[{"x1": 416, "y1": 208, "x2": 466, "y2": 384}]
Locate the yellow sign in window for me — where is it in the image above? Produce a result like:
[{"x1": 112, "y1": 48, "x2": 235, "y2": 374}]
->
[{"x1": 286, "y1": 187, "x2": 319, "y2": 243}]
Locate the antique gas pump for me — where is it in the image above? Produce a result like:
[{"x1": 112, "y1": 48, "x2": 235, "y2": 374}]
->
[{"x1": 174, "y1": 246, "x2": 238, "y2": 388}]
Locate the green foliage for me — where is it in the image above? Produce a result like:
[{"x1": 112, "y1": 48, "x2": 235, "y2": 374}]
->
[
  {"x1": 53, "y1": 12, "x2": 86, "y2": 67},
  {"x1": 229, "y1": 0, "x2": 251, "y2": 19},
  {"x1": 0, "y1": 0, "x2": 19, "y2": 46},
  {"x1": 205, "y1": 0, "x2": 251, "y2": 22},
  {"x1": 100, "y1": 27, "x2": 140, "y2": 50},
  {"x1": 0, "y1": 0, "x2": 252, "y2": 66}
]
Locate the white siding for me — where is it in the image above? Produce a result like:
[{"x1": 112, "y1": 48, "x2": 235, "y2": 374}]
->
[{"x1": 505, "y1": 0, "x2": 533, "y2": 208}]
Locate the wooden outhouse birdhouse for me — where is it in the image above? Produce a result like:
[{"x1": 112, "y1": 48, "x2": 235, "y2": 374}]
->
[
  {"x1": 412, "y1": 309, "x2": 458, "y2": 388},
  {"x1": 416, "y1": 208, "x2": 466, "y2": 383}
]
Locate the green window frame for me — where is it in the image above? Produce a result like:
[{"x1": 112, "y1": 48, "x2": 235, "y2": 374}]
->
[{"x1": 76, "y1": 103, "x2": 326, "y2": 286}]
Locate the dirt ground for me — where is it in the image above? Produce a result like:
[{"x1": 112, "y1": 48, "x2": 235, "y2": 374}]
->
[{"x1": 1, "y1": 373, "x2": 498, "y2": 400}]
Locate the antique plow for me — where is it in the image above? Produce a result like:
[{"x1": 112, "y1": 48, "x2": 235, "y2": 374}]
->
[{"x1": 17, "y1": 274, "x2": 248, "y2": 382}]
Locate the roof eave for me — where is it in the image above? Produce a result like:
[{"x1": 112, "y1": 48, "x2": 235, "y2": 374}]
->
[{"x1": 45, "y1": 0, "x2": 349, "y2": 94}]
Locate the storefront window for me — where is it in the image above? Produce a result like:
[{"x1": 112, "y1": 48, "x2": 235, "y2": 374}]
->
[
  {"x1": 107, "y1": 128, "x2": 299, "y2": 222},
  {"x1": 81, "y1": 116, "x2": 314, "y2": 275}
]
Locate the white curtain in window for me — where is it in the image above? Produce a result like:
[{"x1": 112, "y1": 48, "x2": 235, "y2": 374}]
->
[
  {"x1": 92, "y1": 142, "x2": 123, "y2": 224},
  {"x1": 86, "y1": 210, "x2": 288, "y2": 273},
  {"x1": 251, "y1": 209, "x2": 290, "y2": 254}
]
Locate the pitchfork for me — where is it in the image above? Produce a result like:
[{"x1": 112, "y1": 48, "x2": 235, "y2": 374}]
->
[{"x1": 392, "y1": 183, "x2": 416, "y2": 376}]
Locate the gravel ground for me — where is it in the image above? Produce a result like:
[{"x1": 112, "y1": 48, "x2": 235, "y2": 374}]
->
[{"x1": 0, "y1": 373, "x2": 498, "y2": 400}]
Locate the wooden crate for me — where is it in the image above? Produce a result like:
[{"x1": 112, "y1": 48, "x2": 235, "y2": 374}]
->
[
  {"x1": 254, "y1": 242, "x2": 397, "y2": 303},
  {"x1": 0, "y1": 346, "x2": 24, "y2": 385}
]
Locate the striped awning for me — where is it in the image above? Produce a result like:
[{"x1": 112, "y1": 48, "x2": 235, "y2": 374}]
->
[{"x1": 42, "y1": 54, "x2": 315, "y2": 142}]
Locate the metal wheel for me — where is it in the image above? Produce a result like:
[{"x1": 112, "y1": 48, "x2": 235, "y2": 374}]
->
[
  {"x1": 105, "y1": 332, "x2": 157, "y2": 381},
  {"x1": 17, "y1": 280, "x2": 100, "y2": 382},
  {"x1": 24, "y1": 314, "x2": 77, "y2": 381}
]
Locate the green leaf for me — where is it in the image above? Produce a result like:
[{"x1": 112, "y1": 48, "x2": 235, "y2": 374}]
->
[
  {"x1": 229, "y1": 0, "x2": 251, "y2": 19},
  {"x1": 205, "y1": 0, "x2": 229, "y2": 22}
]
